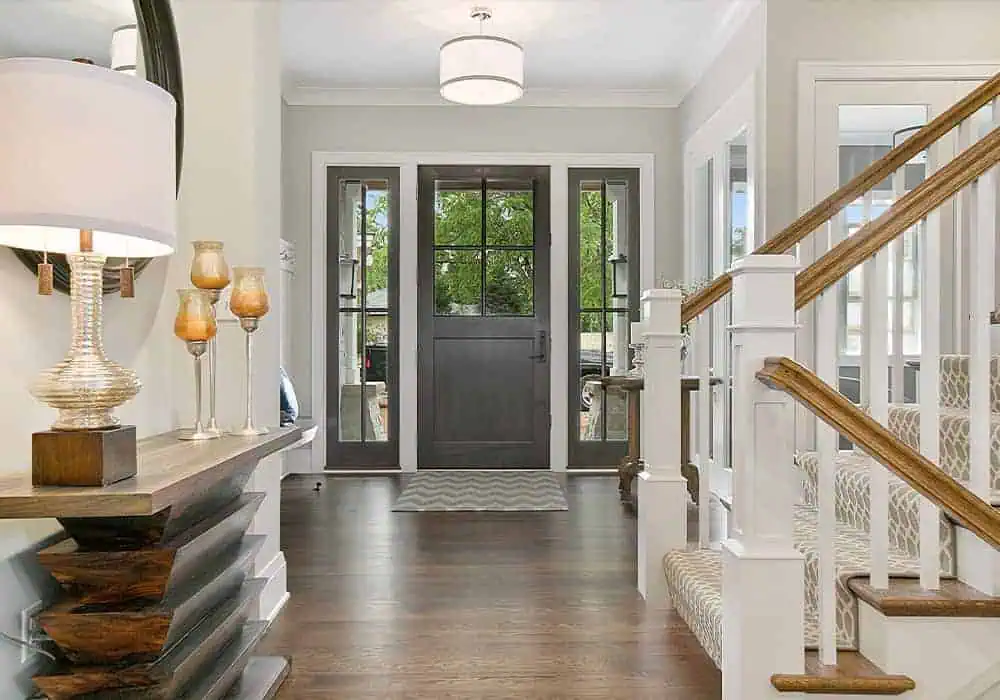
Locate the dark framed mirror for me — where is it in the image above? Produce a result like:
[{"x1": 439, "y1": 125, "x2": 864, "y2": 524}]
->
[{"x1": 0, "y1": 0, "x2": 184, "y2": 294}]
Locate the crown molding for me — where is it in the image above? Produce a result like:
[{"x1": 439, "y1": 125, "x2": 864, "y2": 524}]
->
[{"x1": 282, "y1": 86, "x2": 679, "y2": 109}]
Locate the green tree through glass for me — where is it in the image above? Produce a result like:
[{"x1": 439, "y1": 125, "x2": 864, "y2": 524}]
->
[{"x1": 364, "y1": 188, "x2": 610, "y2": 326}]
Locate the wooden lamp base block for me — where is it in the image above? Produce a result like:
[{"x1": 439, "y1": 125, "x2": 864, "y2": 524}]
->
[{"x1": 33, "y1": 426, "x2": 138, "y2": 487}]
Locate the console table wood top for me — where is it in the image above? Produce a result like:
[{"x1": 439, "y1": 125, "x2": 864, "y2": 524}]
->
[{"x1": 0, "y1": 427, "x2": 300, "y2": 519}]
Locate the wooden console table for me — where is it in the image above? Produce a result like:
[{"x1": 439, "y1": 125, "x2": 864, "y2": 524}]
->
[
  {"x1": 0, "y1": 427, "x2": 300, "y2": 700},
  {"x1": 608, "y1": 375, "x2": 722, "y2": 508}
]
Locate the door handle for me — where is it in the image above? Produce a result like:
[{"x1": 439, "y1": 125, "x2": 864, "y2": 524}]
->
[{"x1": 530, "y1": 330, "x2": 547, "y2": 362}]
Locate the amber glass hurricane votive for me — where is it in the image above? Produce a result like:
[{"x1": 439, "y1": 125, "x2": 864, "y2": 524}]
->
[
  {"x1": 229, "y1": 267, "x2": 269, "y2": 436},
  {"x1": 175, "y1": 289, "x2": 218, "y2": 441},
  {"x1": 190, "y1": 241, "x2": 230, "y2": 435}
]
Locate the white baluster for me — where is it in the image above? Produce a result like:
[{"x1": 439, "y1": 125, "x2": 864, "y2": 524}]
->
[
  {"x1": 694, "y1": 316, "x2": 713, "y2": 547},
  {"x1": 816, "y1": 220, "x2": 839, "y2": 666},
  {"x1": 722, "y1": 255, "x2": 803, "y2": 700},
  {"x1": 637, "y1": 289, "x2": 688, "y2": 602},
  {"x1": 963, "y1": 109, "x2": 998, "y2": 593},
  {"x1": 862, "y1": 193, "x2": 891, "y2": 589},
  {"x1": 919, "y1": 209, "x2": 942, "y2": 590},
  {"x1": 955, "y1": 118, "x2": 974, "y2": 354},
  {"x1": 971, "y1": 165, "x2": 996, "y2": 490},
  {"x1": 891, "y1": 169, "x2": 906, "y2": 403}
]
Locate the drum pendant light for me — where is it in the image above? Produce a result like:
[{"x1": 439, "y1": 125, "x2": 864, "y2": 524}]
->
[{"x1": 440, "y1": 7, "x2": 524, "y2": 106}]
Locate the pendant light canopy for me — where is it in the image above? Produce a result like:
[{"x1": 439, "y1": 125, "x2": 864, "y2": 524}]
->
[{"x1": 440, "y1": 7, "x2": 523, "y2": 106}]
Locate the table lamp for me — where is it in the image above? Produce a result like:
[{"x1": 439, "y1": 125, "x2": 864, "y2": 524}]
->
[{"x1": 0, "y1": 57, "x2": 176, "y2": 486}]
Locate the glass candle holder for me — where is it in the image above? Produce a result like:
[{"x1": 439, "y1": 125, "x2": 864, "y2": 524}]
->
[
  {"x1": 190, "y1": 241, "x2": 230, "y2": 436},
  {"x1": 230, "y1": 266, "x2": 270, "y2": 318},
  {"x1": 229, "y1": 267, "x2": 269, "y2": 436},
  {"x1": 174, "y1": 289, "x2": 218, "y2": 441},
  {"x1": 190, "y1": 241, "x2": 230, "y2": 290}
]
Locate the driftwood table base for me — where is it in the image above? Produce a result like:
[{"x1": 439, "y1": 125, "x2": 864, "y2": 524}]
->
[{"x1": 0, "y1": 429, "x2": 301, "y2": 700}]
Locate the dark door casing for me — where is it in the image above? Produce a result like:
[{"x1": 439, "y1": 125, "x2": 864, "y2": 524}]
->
[
  {"x1": 325, "y1": 167, "x2": 400, "y2": 469},
  {"x1": 568, "y1": 168, "x2": 641, "y2": 468}
]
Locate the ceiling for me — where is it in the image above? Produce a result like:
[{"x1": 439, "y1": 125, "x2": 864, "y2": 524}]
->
[
  {"x1": 0, "y1": 0, "x2": 757, "y2": 107},
  {"x1": 282, "y1": 0, "x2": 759, "y2": 106}
]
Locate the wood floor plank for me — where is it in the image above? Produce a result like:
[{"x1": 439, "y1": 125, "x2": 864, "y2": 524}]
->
[{"x1": 259, "y1": 475, "x2": 722, "y2": 698}]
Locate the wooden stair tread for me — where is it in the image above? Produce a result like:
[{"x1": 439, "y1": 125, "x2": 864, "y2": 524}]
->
[
  {"x1": 772, "y1": 650, "x2": 915, "y2": 695},
  {"x1": 848, "y1": 577, "x2": 1000, "y2": 617}
]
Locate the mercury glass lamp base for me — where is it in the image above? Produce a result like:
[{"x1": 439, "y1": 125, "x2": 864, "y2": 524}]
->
[
  {"x1": 178, "y1": 428, "x2": 219, "y2": 441},
  {"x1": 229, "y1": 426, "x2": 269, "y2": 437}
]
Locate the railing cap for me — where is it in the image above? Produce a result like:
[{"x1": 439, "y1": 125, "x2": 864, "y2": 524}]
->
[
  {"x1": 731, "y1": 254, "x2": 799, "y2": 275},
  {"x1": 641, "y1": 288, "x2": 683, "y2": 302}
]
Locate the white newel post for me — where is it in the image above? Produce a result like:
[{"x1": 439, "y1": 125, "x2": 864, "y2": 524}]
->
[
  {"x1": 722, "y1": 255, "x2": 804, "y2": 700},
  {"x1": 637, "y1": 288, "x2": 687, "y2": 603}
]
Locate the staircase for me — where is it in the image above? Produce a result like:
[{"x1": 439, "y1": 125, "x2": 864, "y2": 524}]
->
[
  {"x1": 665, "y1": 354, "x2": 1000, "y2": 693},
  {"x1": 633, "y1": 76, "x2": 1000, "y2": 699}
]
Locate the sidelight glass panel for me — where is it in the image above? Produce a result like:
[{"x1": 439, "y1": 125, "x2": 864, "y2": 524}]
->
[
  {"x1": 578, "y1": 311, "x2": 607, "y2": 441},
  {"x1": 604, "y1": 180, "x2": 630, "y2": 308},
  {"x1": 362, "y1": 312, "x2": 390, "y2": 441},
  {"x1": 578, "y1": 181, "x2": 607, "y2": 309},
  {"x1": 574, "y1": 174, "x2": 636, "y2": 451},
  {"x1": 363, "y1": 186, "x2": 391, "y2": 313},
  {"x1": 486, "y1": 181, "x2": 534, "y2": 246},
  {"x1": 435, "y1": 249, "x2": 482, "y2": 315},
  {"x1": 337, "y1": 180, "x2": 363, "y2": 310},
  {"x1": 434, "y1": 180, "x2": 482, "y2": 246},
  {"x1": 336, "y1": 177, "x2": 394, "y2": 446},
  {"x1": 485, "y1": 249, "x2": 534, "y2": 315}
]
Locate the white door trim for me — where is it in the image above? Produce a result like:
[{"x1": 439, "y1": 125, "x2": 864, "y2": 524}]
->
[
  {"x1": 681, "y1": 71, "x2": 758, "y2": 504},
  {"x1": 309, "y1": 151, "x2": 655, "y2": 473},
  {"x1": 796, "y1": 61, "x2": 1000, "y2": 253},
  {"x1": 795, "y1": 61, "x2": 1000, "y2": 453}
]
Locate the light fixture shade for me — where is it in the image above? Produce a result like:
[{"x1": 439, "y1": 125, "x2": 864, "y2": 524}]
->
[
  {"x1": 111, "y1": 24, "x2": 138, "y2": 75},
  {"x1": 0, "y1": 58, "x2": 176, "y2": 257},
  {"x1": 440, "y1": 35, "x2": 524, "y2": 105}
]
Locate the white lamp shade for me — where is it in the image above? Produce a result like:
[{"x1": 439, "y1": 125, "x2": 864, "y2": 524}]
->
[
  {"x1": 111, "y1": 24, "x2": 139, "y2": 75},
  {"x1": 0, "y1": 57, "x2": 176, "y2": 257},
  {"x1": 440, "y1": 35, "x2": 524, "y2": 105}
]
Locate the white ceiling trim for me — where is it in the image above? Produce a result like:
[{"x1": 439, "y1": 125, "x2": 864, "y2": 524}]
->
[{"x1": 283, "y1": 86, "x2": 679, "y2": 109}]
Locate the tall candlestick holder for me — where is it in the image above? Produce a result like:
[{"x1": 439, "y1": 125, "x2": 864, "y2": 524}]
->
[
  {"x1": 174, "y1": 289, "x2": 219, "y2": 441},
  {"x1": 190, "y1": 241, "x2": 230, "y2": 436},
  {"x1": 205, "y1": 291, "x2": 222, "y2": 435},
  {"x1": 229, "y1": 267, "x2": 269, "y2": 437}
]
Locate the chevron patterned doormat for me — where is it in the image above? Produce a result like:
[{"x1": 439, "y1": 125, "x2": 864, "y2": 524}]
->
[{"x1": 392, "y1": 471, "x2": 569, "y2": 512}]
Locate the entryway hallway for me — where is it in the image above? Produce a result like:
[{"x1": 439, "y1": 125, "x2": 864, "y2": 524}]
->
[{"x1": 260, "y1": 476, "x2": 721, "y2": 698}]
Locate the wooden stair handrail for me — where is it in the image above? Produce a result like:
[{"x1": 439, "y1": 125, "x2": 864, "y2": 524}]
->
[
  {"x1": 796, "y1": 125, "x2": 1000, "y2": 309},
  {"x1": 757, "y1": 357, "x2": 1000, "y2": 551},
  {"x1": 681, "y1": 72, "x2": 1000, "y2": 325}
]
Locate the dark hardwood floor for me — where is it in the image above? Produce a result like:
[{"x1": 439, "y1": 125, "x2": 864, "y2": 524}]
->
[{"x1": 259, "y1": 475, "x2": 722, "y2": 699}]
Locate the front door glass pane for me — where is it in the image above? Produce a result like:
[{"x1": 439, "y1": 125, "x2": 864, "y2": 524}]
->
[{"x1": 434, "y1": 179, "x2": 536, "y2": 317}]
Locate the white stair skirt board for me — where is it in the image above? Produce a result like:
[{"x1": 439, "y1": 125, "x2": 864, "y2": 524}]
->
[{"x1": 858, "y1": 602, "x2": 1000, "y2": 700}]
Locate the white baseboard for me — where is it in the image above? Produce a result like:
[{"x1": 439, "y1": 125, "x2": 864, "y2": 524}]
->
[{"x1": 255, "y1": 551, "x2": 289, "y2": 624}]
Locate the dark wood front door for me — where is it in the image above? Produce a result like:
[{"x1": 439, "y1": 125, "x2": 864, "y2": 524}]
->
[{"x1": 417, "y1": 165, "x2": 551, "y2": 468}]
